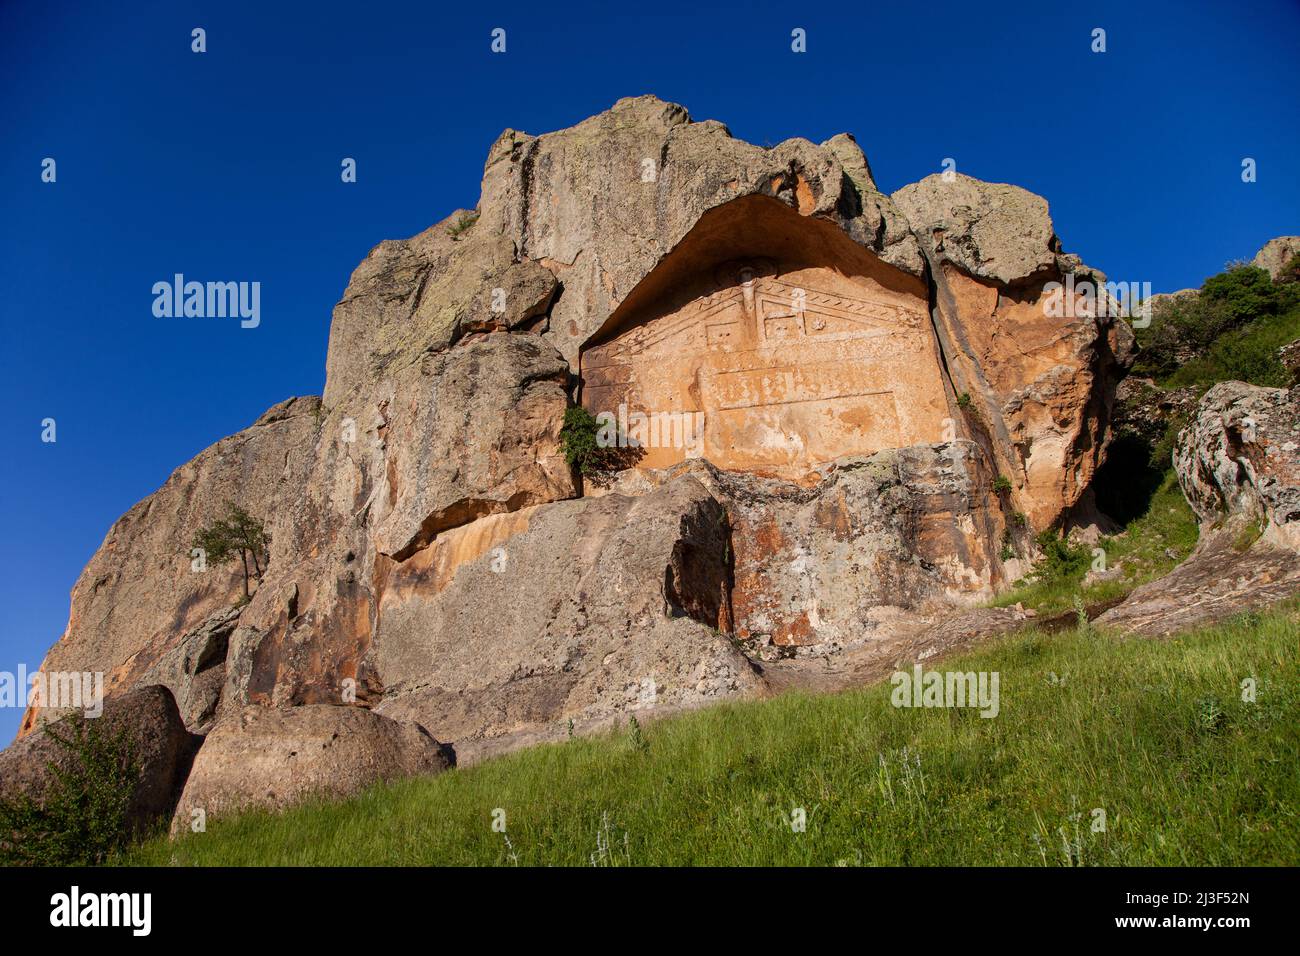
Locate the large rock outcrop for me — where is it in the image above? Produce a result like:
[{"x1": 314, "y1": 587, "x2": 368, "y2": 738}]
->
[
  {"x1": 892, "y1": 174, "x2": 1135, "y2": 531},
  {"x1": 601, "y1": 442, "x2": 1010, "y2": 658},
  {"x1": 1173, "y1": 381, "x2": 1300, "y2": 548},
  {"x1": 370, "y1": 475, "x2": 764, "y2": 762},
  {"x1": 11, "y1": 97, "x2": 1136, "y2": 814},
  {"x1": 1252, "y1": 236, "x2": 1300, "y2": 282},
  {"x1": 1098, "y1": 382, "x2": 1300, "y2": 635},
  {"x1": 20, "y1": 398, "x2": 322, "y2": 736}
]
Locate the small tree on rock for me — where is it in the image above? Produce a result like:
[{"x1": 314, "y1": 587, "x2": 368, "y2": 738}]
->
[{"x1": 190, "y1": 501, "x2": 271, "y2": 599}]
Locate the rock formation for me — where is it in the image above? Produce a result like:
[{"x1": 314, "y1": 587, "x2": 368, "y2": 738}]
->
[
  {"x1": 1173, "y1": 382, "x2": 1300, "y2": 549},
  {"x1": 13, "y1": 96, "x2": 1145, "y2": 816},
  {"x1": 171, "y1": 704, "x2": 451, "y2": 832},
  {"x1": 1252, "y1": 236, "x2": 1300, "y2": 282},
  {"x1": 1098, "y1": 382, "x2": 1300, "y2": 635},
  {"x1": 0, "y1": 686, "x2": 197, "y2": 835}
]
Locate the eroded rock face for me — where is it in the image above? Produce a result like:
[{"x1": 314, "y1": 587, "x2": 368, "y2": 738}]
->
[
  {"x1": 369, "y1": 476, "x2": 764, "y2": 763},
  {"x1": 1094, "y1": 530, "x2": 1300, "y2": 636},
  {"x1": 1098, "y1": 381, "x2": 1300, "y2": 635},
  {"x1": 171, "y1": 705, "x2": 451, "y2": 831},
  {"x1": 20, "y1": 398, "x2": 322, "y2": 736},
  {"x1": 1173, "y1": 381, "x2": 1300, "y2": 548},
  {"x1": 601, "y1": 443, "x2": 1009, "y2": 657},
  {"x1": 23, "y1": 97, "x2": 1132, "y2": 802},
  {"x1": 581, "y1": 197, "x2": 946, "y2": 478},
  {"x1": 1252, "y1": 236, "x2": 1300, "y2": 282},
  {"x1": 478, "y1": 97, "x2": 925, "y2": 369},
  {"x1": 893, "y1": 174, "x2": 1135, "y2": 530}
]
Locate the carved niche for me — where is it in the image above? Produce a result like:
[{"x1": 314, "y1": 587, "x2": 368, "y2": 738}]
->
[{"x1": 581, "y1": 258, "x2": 951, "y2": 478}]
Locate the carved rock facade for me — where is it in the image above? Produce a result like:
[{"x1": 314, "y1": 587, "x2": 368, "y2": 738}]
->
[{"x1": 16, "y1": 98, "x2": 1133, "y2": 791}]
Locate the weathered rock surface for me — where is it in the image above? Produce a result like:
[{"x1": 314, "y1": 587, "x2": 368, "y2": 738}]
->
[
  {"x1": 20, "y1": 398, "x2": 322, "y2": 736},
  {"x1": 23, "y1": 97, "x2": 1138, "y2": 812},
  {"x1": 601, "y1": 442, "x2": 1011, "y2": 657},
  {"x1": 324, "y1": 96, "x2": 924, "y2": 402},
  {"x1": 892, "y1": 174, "x2": 1061, "y2": 285},
  {"x1": 893, "y1": 174, "x2": 1135, "y2": 531},
  {"x1": 1110, "y1": 376, "x2": 1201, "y2": 450},
  {"x1": 1098, "y1": 381, "x2": 1300, "y2": 634},
  {"x1": 1094, "y1": 528, "x2": 1300, "y2": 636},
  {"x1": 369, "y1": 475, "x2": 764, "y2": 763},
  {"x1": 1173, "y1": 381, "x2": 1300, "y2": 547},
  {"x1": 171, "y1": 705, "x2": 451, "y2": 831},
  {"x1": 578, "y1": 196, "x2": 942, "y2": 480},
  {"x1": 1252, "y1": 236, "x2": 1300, "y2": 282},
  {"x1": 0, "y1": 686, "x2": 196, "y2": 835}
]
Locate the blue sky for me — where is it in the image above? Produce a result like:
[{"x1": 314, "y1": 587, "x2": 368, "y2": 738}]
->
[{"x1": 1, "y1": 0, "x2": 1297, "y2": 741}]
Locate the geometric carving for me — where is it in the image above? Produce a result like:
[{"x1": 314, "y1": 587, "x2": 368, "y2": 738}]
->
[{"x1": 583, "y1": 258, "x2": 950, "y2": 477}]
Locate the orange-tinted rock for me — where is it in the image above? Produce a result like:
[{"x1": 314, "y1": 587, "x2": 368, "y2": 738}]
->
[
  {"x1": 893, "y1": 174, "x2": 1135, "y2": 531},
  {"x1": 582, "y1": 197, "x2": 948, "y2": 478}
]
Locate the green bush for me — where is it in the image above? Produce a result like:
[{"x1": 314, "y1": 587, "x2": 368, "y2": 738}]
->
[
  {"x1": 559, "y1": 406, "x2": 614, "y2": 476},
  {"x1": 1134, "y1": 265, "x2": 1300, "y2": 383},
  {"x1": 1030, "y1": 530, "x2": 1092, "y2": 584},
  {"x1": 0, "y1": 717, "x2": 142, "y2": 866},
  {"x1": 447, "y1": 212, "x2": 479, "y2": 240}
]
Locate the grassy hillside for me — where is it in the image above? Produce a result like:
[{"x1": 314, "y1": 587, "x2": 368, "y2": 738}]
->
[{"x1": 124, "y1": 604, "x2": 1299, "y2": 867}]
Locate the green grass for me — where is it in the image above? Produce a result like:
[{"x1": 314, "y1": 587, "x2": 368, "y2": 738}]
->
[
  {"x1": 995, "y1": 471, "x2": 1198, "y2": 615},
  {"x1": 122, "y1": 603, "x2": 1299, "y2": 866}
]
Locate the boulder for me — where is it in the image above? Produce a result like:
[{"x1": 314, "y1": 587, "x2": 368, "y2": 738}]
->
[
  {"x1": 1097, "y1": 381, "x2": 1300, "y2": 635},
  {"x1": 0, "y1": 685, "x2": 196, "y2": 835},
  {"x1": 1093, "y1": 532, "x2": 1300, "y2": 637},
  {"x1": 1252, "y1": 236, "x2": 1300, "y2": 282},
  {"x1": 1173, "y1": 381, "x2": 1300, "y2": 547},
  {"x1": 171, "y1": 704, "x2": 451, "y2": 832}
]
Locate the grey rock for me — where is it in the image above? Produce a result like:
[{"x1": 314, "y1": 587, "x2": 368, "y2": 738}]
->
[{"x1": 171, "y1": 704, "x2": 451, "y2": 832}]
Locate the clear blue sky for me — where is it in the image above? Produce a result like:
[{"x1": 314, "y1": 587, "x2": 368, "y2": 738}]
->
[{"x1": 1, "y1": 0, "x2": 1297, "y2": 742}]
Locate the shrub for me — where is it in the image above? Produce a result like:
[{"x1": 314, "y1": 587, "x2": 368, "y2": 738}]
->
[
  {"x1": 447, "y1": 212, "x2": 479, "y2": 240},
  {"x1": 1030, "y1": 530, "x2": 1092, "y2": 585},
  {"x1": 0, "y1": 717, "x2": 142, "y2": 866},
  {"x1": 1134, "y1": 265, "x2": 1300, "y2": 382},
  {"x1": 992, "y1": 475, "x2": 1013, "y2": 495},
  {"x1": 559, "y1": 406, "x2": 612, "y2": 476}
]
